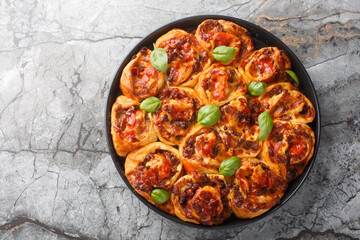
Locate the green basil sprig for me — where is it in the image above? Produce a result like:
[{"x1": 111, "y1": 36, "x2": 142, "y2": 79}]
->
[
  {"x1": 140, "y1": 97, "x2": 161, "y2": 112},
  {"x1": 248, "y1": 82, "x2": 267, "y2": 97},
  {"x1": 219, "y1": 157, "x2": 241, "y2": 177},
  {"x1": 151, "y1": 189, "x2": 170, "y2": 204},
  {"x1": 150, "y1": 44, "x2": 168, "y2": 73},
  {"x1": 258, "y1": 111, "x2": 273, "y2": 141},
  {"x1": 197, "y1": 105, "x2": 221, "y2": 127},
  {"x1": 285, "y1": 70, "x2": 300, "y2": 85},
  {"x1": 212, "y1": 46, "x2": 237, "y2": 63}
]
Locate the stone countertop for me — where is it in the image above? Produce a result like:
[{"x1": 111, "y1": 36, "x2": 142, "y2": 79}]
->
[{"x1": 0, "y1": 0, "x2": 359, "y2": 239}]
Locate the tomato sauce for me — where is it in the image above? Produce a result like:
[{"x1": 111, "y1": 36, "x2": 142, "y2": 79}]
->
[
  {"x1": 129, "y1": 48, "x2": 162, "y2": 98},
  {"x1": 233, "y1": 164, "x2": 287, "y2": 211},
  {"x1": 163, "y1": 102, "x2": 192, "y2": 121},
  {"x1": 199, "y1": 20, "x2": 223, "y2": 42},
  {"x1": 288, "y1": 138, "x2": 307, "y2": 157},
  {"x1": 213, "y1": 32, "x2": 238, "y2": 48},
  {"x1": 115, "y1": 106, "x2": 146, "y2": 143},
  {"x1": 256, "y1": 56, "x2": 275, "y2": 75},
  {"x1": 267, "y1": 122, "x2": 313, "y2": 177},
  {"x1": 162, "y1": 36, "x2": 196, "y2": 62},
  {"x1": 185, "y1": 187, "x2": 222, "y2": 222},
  {"x1": 202, "y1": 68, "x2": 229, "y2": 101},
  {"x1": 154, "y1": 88, "x2": 200, "y2": 142},
  {"x1": 175, "y1": 174, "x2": 231, "y2": 225},
  {"x1": 211, "y1": 73, "x2": 227, "y2": 100},
  {"x1": 196, "y1": 134, "x2": 217, "y2": 158},
  {"x1": 122, "y1": 129, "x2": 138, "y2": 142},
  {"x1": 133, "y1": 150, "x2": 180, "y2": 194}
]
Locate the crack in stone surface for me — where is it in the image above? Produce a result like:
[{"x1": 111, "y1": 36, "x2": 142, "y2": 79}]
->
[
  {"x1": 0, "y1": 216, "x2": 92, "y2": 240},
  {"x1": 0, "y1": 35, "x2": 143, "y2": 53},
  {"x1": 321, "y1": 119, "x2": 348, "y2": 128}
]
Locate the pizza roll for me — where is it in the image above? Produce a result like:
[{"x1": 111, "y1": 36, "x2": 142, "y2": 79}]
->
[
  {"x1": 259, "y1": 83, "x2": 315, "y2": 123},
  {"x1": 216, "y1": 96, "x2": 262, "y2": 158},
  {"x1": 260, "y1": 120, "x2": 315, "y2": 181},
  {"x1": 152, "y1": 87, "x2": 203, "y2": 145},
  {"x1": 194, "y1": 64, "x2": 247, "y2": 106},
  {"x1": 171, "y1": 173, "x2": 232, "y2": 225},
  {"x1": 111, "y1": 96, "x2": 157, "y2": 157},
  {"x1": 155, "y1": 29, "x2": 211, "y2": 87},
  {"x1": 246, "y1": 83, "x2": 296, "y2": 121},
  {"x1": 125, "y1": 142, "x2": 183, "y2": 215},
  {"x1": 179, "y1": 125, "x2": 226, "y2": 174},
  {"x1": 228, "y1": 158, "x2": 287, "y2": 218},
  {"x1": 272, "y1": 71, "x2": 298, "y2": 85},
  {"x1": 195, "y1": 19, "x2": 254, "y2": 67},
  {"x1": 210, "y1": 32, "x2": 242, "y2": 66},
  {"x1": 120, "y1": 47, "x2": 165, "y2": 101},
  {"x1": 244, "y1": 47, "x2": 291, "y2": 83}
]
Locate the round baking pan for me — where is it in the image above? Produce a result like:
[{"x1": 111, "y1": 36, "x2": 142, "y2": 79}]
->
[{"x1": 105, "y1": 15, "x2": 321, "y2": 229}]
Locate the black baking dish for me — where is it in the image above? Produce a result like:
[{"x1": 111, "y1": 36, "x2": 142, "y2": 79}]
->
[{"x1": 105, "y1": 15, "x2": 321, "y2": 229}]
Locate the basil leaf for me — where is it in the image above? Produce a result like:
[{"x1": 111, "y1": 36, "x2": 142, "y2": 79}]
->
[
  {"x1": 140, "y1": 97, "x2": 161, "y2": 112},
  {"x1": 219, "y1": 157, "x2": 241, "y2": 177},
  {"x1": 151, "y1": 189, "x2": 170, "y2": 204},
  {"x1": 150, "y1": 45, "x2": 168, "y2": 73},
  {"x1": 212, "y1": 46, "x2": 237, "y2": 63},
  {"x1": 248, "y1": 82, "x2": 267, "y2": 97},
  {"x1": 285, "y1": 70, "x2": 300, "y2": 85},
  {"x1": 258, "y1": 111, "x2": 273, "y2": 141},
  {"x1": 197, "y1": 105, "x2": 221, "y2": 127}
]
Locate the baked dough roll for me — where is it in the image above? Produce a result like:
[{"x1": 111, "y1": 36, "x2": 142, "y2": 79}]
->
[
  {"x1": 244, "y1": 47, "x2": 291, "y2": 83},
  {"x1": 120, "y1": 47, "x2": 165, "y2": 101},
  {"x1": 260, "y1": 120, "x2": 315, "y2": 181},
  {"x1": 152, "y1": 87, "x2": 203, "y2": 145},
  {"x1": 125, "y1": 142, "x2": 183, "y2": 215},
  {"x1": 228, "y1": 158, "x2": 287, "y2": 218},
  {"x1": 171, "y1": 173, "x2": 232, "y2": 225},
  {"x1": 216, "y1": 96, "x2": 262, "y2": 158},
  {"x1": 195, "y1": 19, "x2": 254, "y2": 67},
  {"x1": 259, "y1": 83, "x2": 315, "y2": 123},
  {"x1": 194, "y1": 64, "x2": 247, "y2": 106},
  {"x1": 155, "y1": 29, "x2": 211, "y2": 87},
  {"x1": 111, "y1": 96, "x2": 157, "y2": 157},
  {"x1": 209, "y1": 32, "x2": 242, "y2": 66},
  {"x1": 179, "y1": 125, "x2": 226, "y2": 174}
]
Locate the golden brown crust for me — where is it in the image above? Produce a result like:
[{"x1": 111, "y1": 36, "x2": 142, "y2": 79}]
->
[
  {"x1": 194, "y1": 64, "x2": 247, "y2": 106},
  {"x1": 171, "y1": 173, "x2": 232, "y2": 225},
  {"x1": 218, "y1": 20, "x2": 255, "y2": 67},
  {"x1": 120, "y1": 47, "x2": 165, "y2": 101},
  {"x1": 195, "y1": 19, "x2": 254, "y2": 67},
  {"x1": 260, "y1": 120, "x2": 315, "y2": 181},
  {"x1": 155, "y1": 29, "x2": 211, "y2": 87},
  {"x1": 244, "y1": 47, "x2": 291, "y2": 83},
  {"x1": 152, "y1": 87, "x2": 203, "y2": 145},
  {"x1": 179, "y1": 125, "x2": 227, "y2": 174},
  {"x1": 125, "y1": 142, "x2": 183, "y2": 215},
  {"x1": 215, "y1": 96, "x2": 262, "y2": 158},
  {"x1": 195, "y1": 19, "x2": 223, "y2": 50},
  {"x1": 228, "y1": 158, "x2": 287, "y2": 218},
  {"x1": 111, "y1": 96, "x2": 157, "y2": 157},
  {"x1": 259, "y1": 83, "x2": 316, "y2": 123}
]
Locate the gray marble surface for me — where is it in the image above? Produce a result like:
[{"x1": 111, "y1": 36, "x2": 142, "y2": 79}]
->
[{"x1": 0, "y1": 0, "x2": 359, "y2": 239}]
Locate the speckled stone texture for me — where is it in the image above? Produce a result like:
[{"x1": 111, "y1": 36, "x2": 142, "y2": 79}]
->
[{"x1": 0, "y1": 0, "x2": 359, "y2": 239}]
